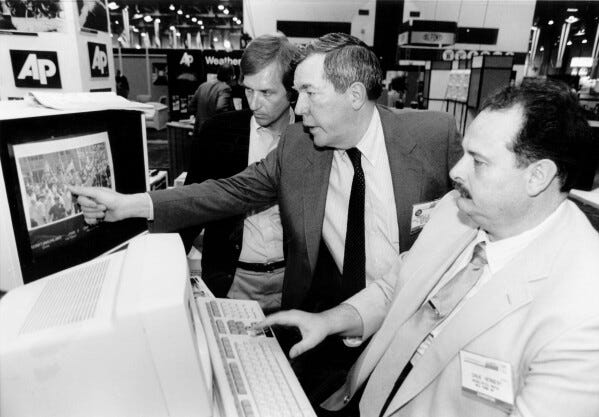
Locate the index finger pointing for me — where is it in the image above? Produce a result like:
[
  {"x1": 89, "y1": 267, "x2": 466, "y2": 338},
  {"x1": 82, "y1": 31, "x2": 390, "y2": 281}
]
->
[{"x1": 258, "y1": 310, "x2": 300, "y2": 329}]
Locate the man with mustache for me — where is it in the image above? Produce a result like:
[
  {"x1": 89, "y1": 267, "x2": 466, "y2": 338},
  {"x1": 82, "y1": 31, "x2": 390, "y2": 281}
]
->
[{"x1": 264, "y1": 79, "x2": 599, "y2": 417}]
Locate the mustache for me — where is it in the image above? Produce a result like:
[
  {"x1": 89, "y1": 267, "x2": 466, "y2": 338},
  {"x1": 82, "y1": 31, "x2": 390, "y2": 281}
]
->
[{"x1": 453, "y1": 181, "x2": 471, "y2": 199}]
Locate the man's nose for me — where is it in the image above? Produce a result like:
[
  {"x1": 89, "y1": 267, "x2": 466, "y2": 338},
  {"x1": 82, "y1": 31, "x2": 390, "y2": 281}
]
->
[
  {"x1": 248, "y1": 93, "x2": 261, "y2": 110},
  {"x1": 294, "y1": 92, "x2": 307, "y2": 116},
  {"x1": 449, "y1": 154, "x2": 466, "y2": 181}
]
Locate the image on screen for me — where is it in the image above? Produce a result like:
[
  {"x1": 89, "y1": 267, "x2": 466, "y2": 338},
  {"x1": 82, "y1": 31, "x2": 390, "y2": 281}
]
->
[{"x1": 12, "y1": 132, "x2": 114, "y2": 255}]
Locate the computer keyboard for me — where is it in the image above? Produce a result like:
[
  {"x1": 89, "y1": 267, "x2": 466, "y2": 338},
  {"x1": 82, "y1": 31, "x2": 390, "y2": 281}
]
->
[{"x1": 196, "y1": 298, "x2": 316, "y2": 417}]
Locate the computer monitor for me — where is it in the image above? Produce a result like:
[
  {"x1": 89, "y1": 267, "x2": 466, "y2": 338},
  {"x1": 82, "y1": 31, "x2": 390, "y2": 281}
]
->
[
  {"x1": 0, "y1": 108, "x2": 149, "y2": 291},
  {"x1": 0, "y1": 233, "x2": 213, "y2": 417}
]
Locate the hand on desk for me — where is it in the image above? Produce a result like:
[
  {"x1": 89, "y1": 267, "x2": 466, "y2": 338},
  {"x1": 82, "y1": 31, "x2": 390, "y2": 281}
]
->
[
  {"x1": 69, "y1": 186, "x2": 151, "y2": 225},
  {"x1": 260, "y1": 310, "x2": 330, "y2": 359}
]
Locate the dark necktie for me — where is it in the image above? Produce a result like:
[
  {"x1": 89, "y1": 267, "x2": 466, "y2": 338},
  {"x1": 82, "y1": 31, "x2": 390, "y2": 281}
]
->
[
  {"x1": 374, "y1": 242, "x2": 488, "y2": 417},
  {"x1": 342, "y1": 148, "x2": 366, "y2": 300}
]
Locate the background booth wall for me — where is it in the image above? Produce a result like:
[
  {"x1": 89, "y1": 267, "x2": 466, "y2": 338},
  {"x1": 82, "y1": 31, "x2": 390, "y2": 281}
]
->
[{"x1": 0, "y1": 0, "x2": 114, "y2": 100}]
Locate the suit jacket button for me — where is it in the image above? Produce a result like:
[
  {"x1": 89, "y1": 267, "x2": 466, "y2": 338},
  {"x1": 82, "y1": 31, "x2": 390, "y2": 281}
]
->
[{"x1": 343, "y1": 394, "x2": 351, "y2": 403}]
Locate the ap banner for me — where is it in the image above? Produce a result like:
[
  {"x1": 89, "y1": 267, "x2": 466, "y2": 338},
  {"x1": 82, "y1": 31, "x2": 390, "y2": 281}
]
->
[
  {"x1": 10, "y1": 50, "x2": 62, "y2": 89},
  {"x1": 87, "y1": 42, "x2": 109, "y2": 78},
  {"x1": 167, "y1": 50, "x2": 205, "y2": 120}
]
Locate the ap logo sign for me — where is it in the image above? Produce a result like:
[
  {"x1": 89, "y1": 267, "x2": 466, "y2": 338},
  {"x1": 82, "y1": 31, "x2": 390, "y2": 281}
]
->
[
  {"x1": 87, "y1": 42, "x2": 109, "y2": 78},
  {"x1": 179, "y1": 52, "x2": 194, "y2": 67},
  {"x1": 10, "y1": 50, "x2": 62, "y2": 88}
]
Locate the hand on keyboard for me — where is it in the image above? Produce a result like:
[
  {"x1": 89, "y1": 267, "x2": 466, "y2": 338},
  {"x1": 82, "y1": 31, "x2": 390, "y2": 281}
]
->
[{"x1": 259, "y1": 310, "x2": 330, "y2": 359}]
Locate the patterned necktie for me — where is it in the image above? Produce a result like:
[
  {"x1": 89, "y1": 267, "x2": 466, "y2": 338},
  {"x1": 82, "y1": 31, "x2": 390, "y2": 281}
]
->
[
  {"x1": 374, "y1": 242, "x2": 488, "y2": 417},
  {"x1": 342, "y1": 148, "x2": 366, "y2": 300}
]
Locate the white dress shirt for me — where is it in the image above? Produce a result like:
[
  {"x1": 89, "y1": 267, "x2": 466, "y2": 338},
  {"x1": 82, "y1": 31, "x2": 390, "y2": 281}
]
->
[
  {"x1": 237, "y1": 109, "x2": 295, "y2": 264},
  {"x1": 322, "y1": 108, "x2": 399, "y2": 286}
]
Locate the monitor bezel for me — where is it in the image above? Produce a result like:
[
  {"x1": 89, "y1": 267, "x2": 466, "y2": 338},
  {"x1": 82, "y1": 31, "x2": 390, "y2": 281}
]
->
[{"x1": 0, "y1": 109, "x2": 148, "y2": 285}]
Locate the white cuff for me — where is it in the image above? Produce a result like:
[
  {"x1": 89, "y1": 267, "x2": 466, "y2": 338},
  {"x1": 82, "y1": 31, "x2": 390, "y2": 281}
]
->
[{"x1": 144, "y1": 192, "x2": 154, "y2": 221}]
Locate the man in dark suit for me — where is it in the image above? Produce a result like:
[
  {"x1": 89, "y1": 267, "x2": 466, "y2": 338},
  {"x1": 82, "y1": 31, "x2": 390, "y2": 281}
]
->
[
  {"x1": 189, "y1": 63, "x2": 235, "y2": 134},
  {"x1": 182, "y1": 34, "x2": 298, "y2": 311},
  {"x1": 72, "y1": 32, "x2": 461, "y2": 403}
]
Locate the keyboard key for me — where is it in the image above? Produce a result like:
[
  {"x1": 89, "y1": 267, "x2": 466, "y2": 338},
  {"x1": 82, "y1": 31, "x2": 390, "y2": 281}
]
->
[
  {"x1": 216, "y1": 319, "x2": 226, "y2": 334},
  {"x1": 229, "y1": 363, "x2": 247, "y2": 395},
  {"x1": 209, "y1": 300, "x2": 221, "y2": 317}
]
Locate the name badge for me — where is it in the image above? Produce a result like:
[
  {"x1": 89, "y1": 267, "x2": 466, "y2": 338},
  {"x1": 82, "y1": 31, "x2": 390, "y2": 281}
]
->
[
  {"x1": 460, "y1": 350, "x2": 514, "y2": 412},
  {"x1": 410, "y1": 199, "x2": 438, "y2": 234}
]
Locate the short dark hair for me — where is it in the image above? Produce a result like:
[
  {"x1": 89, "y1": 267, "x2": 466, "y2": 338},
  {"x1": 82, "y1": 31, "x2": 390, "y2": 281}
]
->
[
  {"x1": 481, "y1": 78, "x2": 595, "y2": 192},
  {"x1": 240, "y1": 34, "x2": 297, "y2": 99},
  {"x1": 216, "y1": 63, "x2": 235, "y2": 82},
  {"x1": 297, "y1": 32, "x2": 383, "y2": 100}
]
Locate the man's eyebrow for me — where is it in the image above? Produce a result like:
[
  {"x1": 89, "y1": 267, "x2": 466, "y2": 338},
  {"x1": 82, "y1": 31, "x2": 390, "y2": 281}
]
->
[
  {"x1": 294, "y1": 83, "x2": 313, "y2": 91},
  {"x1": 466, "y1": 149, "x2": 488, "y2": 160}
]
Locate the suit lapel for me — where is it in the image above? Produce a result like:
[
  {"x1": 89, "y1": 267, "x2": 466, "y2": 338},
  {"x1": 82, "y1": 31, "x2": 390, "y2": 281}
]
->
[
  {"x1": 384, "y1": 210, "x2": 571, "y2": 416},
  {"x1": 378, "y1": 107, "x2": 424, "y2": 249},
  {"x1": 353, "y1": 210, "x2": 478, "y2": 394},
  {"x1": 303, "y1": 147, "x2": 333, "y2": 272},
  {"x1": 385, "y1": 267, "x2": 532, "y2": 415}
]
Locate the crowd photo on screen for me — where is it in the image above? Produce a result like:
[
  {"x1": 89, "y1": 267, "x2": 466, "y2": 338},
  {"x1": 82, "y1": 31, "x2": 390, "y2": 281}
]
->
[{"x1": 18, "y1": 140, "x2": 113, "y2": 230}]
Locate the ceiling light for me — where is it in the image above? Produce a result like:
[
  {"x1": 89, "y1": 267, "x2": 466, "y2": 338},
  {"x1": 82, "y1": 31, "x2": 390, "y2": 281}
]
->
[
  {"x1": 218, "y1": 5, "x2": 224, "y2": 10},
  {"x1": 115, "y1": 19, "x2": 119, "y2": 24},
  {"x1": 198, "y1": 20, "x2": 203, "y2": 25},
  {"x1": 176, "y1": 32, "x2": 181, "y2": 37},
  {"x1": 169, "y1": 4, "x2": 175, "y2": 11},
  {"x1": 192, "y1": 17, "x2": 197, "y2": 22},
  {"x1": 155, "y1": 18, "x2": 160, "y2": 23},
  {"x1": 223, "y1": 39, "x2": 231, "y2": 49},
  {"x1": 548, "y1": 20, "x2": 554, "y2": 25},
  {"x1": 540, "y1": 46, "x2": 544, "y2": 51},
  {"x1": 223, "y1": 8, "x2": 229, "y2": 15},
  {"x1": 582, "y1": 39, "x2": 588, "y2": 44},
  {"x1": 565, "y1": 16, "x2": 579, "y2": 24},
  {"x1": 107, "y1": 2, "x2": 119, "y2": 10},
  {"x1": 567, "y1": 40, "x2": 572, "y2": 46},
  {"x1": 185, "y1": 14, "x2": 190, "y2": 19},
  {"x1": 143, "y1": 15, "x2": 153, "y2": 22},
  {"x1": 213, "y1": 36, "x2": 218, "y2": 42},
  {"x1": 566, "y1": 8, "x2": 578, "y2": 12},
  {"x1": 236, "y1": 20, "x2": 242, "y2": 25},
  {"x1": 132, "y1": 13, "x2": 143, "y2": 19},
  {"x1": 132, "y1": 27, "x2": 139, "y2": 32},
  {"x1": 169, "y1": 25, "x2": 175, "y2": 31},
  {"x1": 177, "y1": 9, "x2": 183, "y2": 15},
  {"x1": 201, "y1": 25, "x2": 204, "y2": 29}
]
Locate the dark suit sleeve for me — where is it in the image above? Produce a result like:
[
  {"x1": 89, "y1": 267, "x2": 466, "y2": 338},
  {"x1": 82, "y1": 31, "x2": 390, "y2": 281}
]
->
[
  {"x1": 215, "y1": 86, "x2": 233, "y2": 113},
  {"x1": 148, "y1": 141, "x2": 281, "y2": 232},
  {"x1": 189, "y1": 88, "x2": 199, "y2": 116}
]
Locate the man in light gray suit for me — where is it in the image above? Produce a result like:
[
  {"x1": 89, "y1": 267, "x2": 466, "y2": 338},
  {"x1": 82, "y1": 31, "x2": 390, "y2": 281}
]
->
[
  {"x1": 263, "y1": 79, "x2": 599, "y2": 417},
  {"x1": 72, "y1": 32, "x2": 461, "y2": 403}
]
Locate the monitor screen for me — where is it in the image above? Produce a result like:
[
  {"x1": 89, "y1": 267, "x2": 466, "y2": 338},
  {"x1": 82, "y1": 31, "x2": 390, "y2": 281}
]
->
[{"x1": 0, "y1": 110, "x2": 148, "y2": 288}]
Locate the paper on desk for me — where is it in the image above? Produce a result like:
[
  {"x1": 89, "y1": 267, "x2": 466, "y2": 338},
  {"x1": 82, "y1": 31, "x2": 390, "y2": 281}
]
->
[{"x1": 27, "y1": 91, "x2": 154, "y2": 112}]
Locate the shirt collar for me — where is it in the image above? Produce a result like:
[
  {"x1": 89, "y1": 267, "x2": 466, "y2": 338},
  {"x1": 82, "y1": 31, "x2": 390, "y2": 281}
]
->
[
  {"x1": 343, "y1": 107, "x2": 382, "y2": 167},
  {"x1": 476, "y1": 201, "x2": 568, "y2": 274},
  {"x1": 250, "y1": 107, "x2": 295, "y2": 137}
]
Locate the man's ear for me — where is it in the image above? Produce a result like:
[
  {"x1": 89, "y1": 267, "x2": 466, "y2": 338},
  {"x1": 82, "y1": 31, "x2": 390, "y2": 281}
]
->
[
  {"x1": 347, "y1": 82, "x2": 368, "y2": 110},
  {"x1": 526, "y1": 159, "x2": 558, "y2": 196}
]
